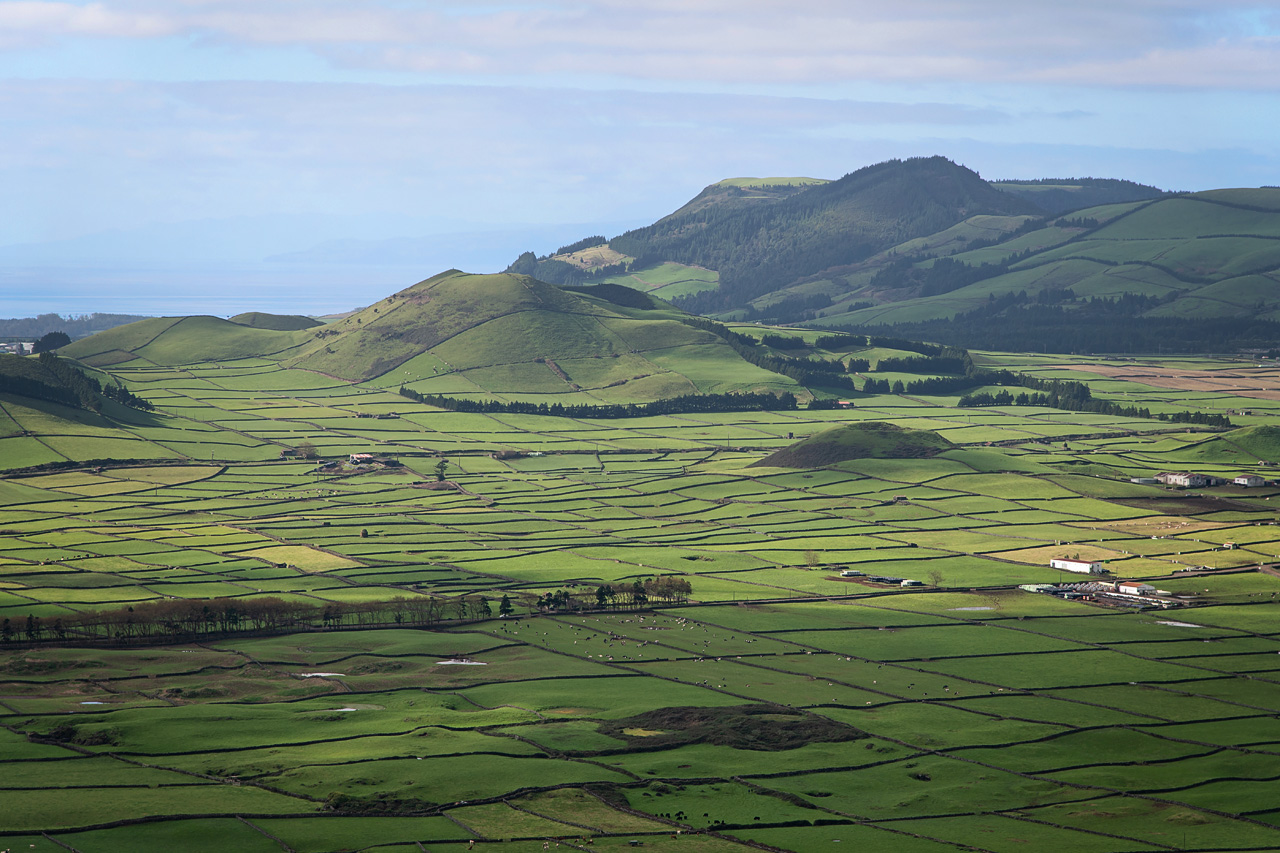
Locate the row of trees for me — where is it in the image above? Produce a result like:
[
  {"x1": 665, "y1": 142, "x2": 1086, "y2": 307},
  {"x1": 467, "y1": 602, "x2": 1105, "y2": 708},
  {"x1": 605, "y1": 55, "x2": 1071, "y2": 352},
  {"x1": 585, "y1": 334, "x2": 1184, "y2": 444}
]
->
[
  {"x1": 532, "y1": 577, "x2": 695, "y2": 612},
  {"x1": 837, "y1": 290, "x2": 1280, "y2": 354},
  {"x1": 683, "y1": 317, "x2": 863, "y2": 390},
  {"x1": 957, "y1": 378, "x2": 1232, "y2": 426},
  {"x1": 851, "y1": 345, "x2": 1233, "y2": 428},
  {"x1": 1, "y1": 595, "x2": 495, "y2": 645},
  {"x1": 399, "y1": 386, "x2": 799, "y2": 418},
  {"x1": 4, "y1": 579, "x2": 705, "y2": 644}
]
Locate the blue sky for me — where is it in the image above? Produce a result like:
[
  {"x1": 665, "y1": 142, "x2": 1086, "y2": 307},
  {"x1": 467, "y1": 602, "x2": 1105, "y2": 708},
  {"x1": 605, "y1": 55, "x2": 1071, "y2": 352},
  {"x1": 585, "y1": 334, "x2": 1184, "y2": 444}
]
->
[{"x1": 1, "y1": 0, "x2": 1278, "y2": 315}]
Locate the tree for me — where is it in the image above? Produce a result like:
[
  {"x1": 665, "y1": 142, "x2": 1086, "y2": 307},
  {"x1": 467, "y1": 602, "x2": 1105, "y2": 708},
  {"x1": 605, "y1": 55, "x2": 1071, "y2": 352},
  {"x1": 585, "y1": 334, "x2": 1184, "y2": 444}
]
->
[
  {"x1": 927, "y1": 570, "x2": 944, "y2": 587},
  {"x1": 32, "y1": 331, "x2": 71, "y2": 353},
  {"x1": 498, "y1": 594, "x2": 514, "y2": 617},
  {"x1": 296, "y1": 441, "x2": 319, "y2": 459},
  {"x1": 434, "y1": 459, "x2": 449, "y2": 482},
  {"x1": 804, "y1": 549, "x2": 821, "y2": 570}
]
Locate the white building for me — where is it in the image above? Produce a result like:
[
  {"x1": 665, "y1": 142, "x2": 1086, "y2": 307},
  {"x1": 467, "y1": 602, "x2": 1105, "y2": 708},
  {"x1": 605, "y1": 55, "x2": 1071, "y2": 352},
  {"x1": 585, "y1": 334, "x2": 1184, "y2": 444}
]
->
[
  {"x1": 1117, "y1": 581, "x2": 1156, "y2": 595},
  {"x1": 1233, "y1": 474, "x2": 1265, "y2": 487},
  {"x1": 1050, "y1": 558, "x2": 1104, "y2": 574},
  {"x1": 1155, "y1": 472, "x2": 1208, "y2": 488}
]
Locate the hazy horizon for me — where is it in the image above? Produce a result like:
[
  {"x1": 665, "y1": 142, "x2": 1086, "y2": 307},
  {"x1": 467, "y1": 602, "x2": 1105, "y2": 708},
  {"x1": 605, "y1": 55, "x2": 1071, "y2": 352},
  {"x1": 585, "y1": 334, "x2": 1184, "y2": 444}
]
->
[{"x1": 3, "y1": 1, "x2": 1277, "y2": 315}]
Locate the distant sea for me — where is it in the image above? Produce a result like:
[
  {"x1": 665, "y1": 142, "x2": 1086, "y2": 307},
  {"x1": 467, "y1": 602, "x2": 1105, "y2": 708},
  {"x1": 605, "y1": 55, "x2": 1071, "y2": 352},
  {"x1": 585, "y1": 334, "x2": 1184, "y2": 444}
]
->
[{"x1": 0, "y1": 263, "x2": 457, "y2": 318}]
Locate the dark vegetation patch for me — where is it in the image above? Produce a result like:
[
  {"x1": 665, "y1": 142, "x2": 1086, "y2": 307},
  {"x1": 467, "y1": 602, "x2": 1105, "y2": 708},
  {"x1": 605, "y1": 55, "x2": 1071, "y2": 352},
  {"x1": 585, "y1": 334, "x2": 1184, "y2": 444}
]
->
[
  {"x1": 752, "y1": 422, "x2": 951, "y2": 469},
  {"x1": 597, "y1": 704, "x2": 866, "y2": 752},
  {"x1": 42, "y1": 723, "x2": 120, "y2": 747},
  {"x1": 228, "y1": 312, "x2": 322, "y2": 331},
  {"x1": 564, "y1": 282, "x2": 665, "y2": 310},
  {"x1": 323, "y1": 792, "x2": 437, "y2": 815},
  {"x1": 1, "y1": 656, "x2": 93, "y2": 675}
]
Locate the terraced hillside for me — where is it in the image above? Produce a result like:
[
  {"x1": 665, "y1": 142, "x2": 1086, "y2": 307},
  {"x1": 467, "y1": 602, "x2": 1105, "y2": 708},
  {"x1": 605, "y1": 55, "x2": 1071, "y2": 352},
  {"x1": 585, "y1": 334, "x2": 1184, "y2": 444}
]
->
[{"x1": 825, "y1": 189, "x2": 1280, "y2": 328}]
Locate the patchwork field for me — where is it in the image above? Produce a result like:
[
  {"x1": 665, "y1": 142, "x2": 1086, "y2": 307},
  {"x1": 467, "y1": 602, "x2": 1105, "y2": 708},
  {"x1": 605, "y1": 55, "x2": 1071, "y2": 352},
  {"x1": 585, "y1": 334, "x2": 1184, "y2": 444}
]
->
[{"x1": 3, "y1": 349, "x2": 1280, "y2": 851}]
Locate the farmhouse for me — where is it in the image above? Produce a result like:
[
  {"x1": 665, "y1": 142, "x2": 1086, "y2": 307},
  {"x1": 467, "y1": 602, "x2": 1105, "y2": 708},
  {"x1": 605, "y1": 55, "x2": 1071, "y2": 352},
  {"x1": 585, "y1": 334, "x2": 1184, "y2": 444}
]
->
[
  {"x1": 1155, "y1": 472, "x2": 1208, "y2": 488},
  {"x1": 349, "y1": 453, "x2": 376, "y2": 464},
  {"x1": 1050, "y1": 558, "x2": 1105, "y2": 574},
  {"x1": 1117, "y1": 581, "x2": 1157, "y2": 595},
  {"x1": 1233, "y1": 474, "x2": 1265, "y2": 487}
]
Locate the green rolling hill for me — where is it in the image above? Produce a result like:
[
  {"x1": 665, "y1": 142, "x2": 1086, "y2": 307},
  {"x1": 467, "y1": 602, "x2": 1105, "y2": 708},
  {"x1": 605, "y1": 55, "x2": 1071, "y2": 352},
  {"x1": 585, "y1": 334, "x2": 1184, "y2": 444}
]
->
[{"x1": 56, "y1": 270, "x2": 808, "y2": 404}]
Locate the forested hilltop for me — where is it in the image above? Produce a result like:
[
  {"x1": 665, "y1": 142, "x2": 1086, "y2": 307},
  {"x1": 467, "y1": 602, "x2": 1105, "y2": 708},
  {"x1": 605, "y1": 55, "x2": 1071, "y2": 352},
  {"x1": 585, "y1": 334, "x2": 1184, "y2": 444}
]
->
[{"x1": 502, "y1": 157, "x2": 1280, "y2": 352}]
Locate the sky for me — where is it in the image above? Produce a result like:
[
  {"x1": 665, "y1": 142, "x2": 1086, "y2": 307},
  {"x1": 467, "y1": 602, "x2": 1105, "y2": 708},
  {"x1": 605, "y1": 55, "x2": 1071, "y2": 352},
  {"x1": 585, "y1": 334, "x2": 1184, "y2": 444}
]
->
[{"x1": 1, "y1": 0, "x2": 1278, "y2": 316}]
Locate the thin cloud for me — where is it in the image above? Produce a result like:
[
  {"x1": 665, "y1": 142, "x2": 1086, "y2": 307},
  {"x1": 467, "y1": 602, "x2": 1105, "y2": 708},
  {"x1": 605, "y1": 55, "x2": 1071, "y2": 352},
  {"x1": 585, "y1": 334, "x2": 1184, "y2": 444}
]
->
[{"x1": 1, "y1": 1, "x2": 1277, "y2": 90}]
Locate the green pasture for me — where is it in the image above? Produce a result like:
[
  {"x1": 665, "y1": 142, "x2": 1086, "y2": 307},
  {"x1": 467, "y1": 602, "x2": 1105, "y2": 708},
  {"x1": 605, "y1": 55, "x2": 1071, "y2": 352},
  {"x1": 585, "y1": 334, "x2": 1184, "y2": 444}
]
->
[{"x1": 2, "y1": 348, "x2": 1280, "y2": 849}]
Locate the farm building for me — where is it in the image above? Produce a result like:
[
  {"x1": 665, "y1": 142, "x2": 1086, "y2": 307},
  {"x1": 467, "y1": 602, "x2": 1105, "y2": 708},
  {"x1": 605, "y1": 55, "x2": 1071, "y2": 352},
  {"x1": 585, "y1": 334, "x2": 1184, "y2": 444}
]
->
[
  {"x1": 1156, "y1": 472, "x2": 1208, "y2": 488},
  {"x1": 1117, "y1": 581, "x2": 1157, "y2": 595},
  {"x1": 1129, "y1": 477, "x2": 1158, "y2": 485},
  {"x1": 349, "y1": 453, "x2": 376, "y2": 463},
  {"x1": 1050, "y1": 558, "x2": 1104, "y2": 574},
  {"x1": 1233, "y1": 474, "x2": 1265, "y2": 487},
  {"x1": 900, "y1": 579, "x2": 924, "y2": 587},
  {"x1": 839, "y1": 569, "x2": 864, "y2": 577}
]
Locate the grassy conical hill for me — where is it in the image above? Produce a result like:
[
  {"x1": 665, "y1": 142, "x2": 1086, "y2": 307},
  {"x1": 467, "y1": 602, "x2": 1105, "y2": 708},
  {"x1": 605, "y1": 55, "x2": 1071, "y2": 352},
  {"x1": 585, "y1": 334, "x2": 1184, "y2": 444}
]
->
[
  {"x1": 283, "y1": 270, "x2": 801, "y2": 400},
  {"x1": 58, "y1": 316, "x2": 311, "y2": 367},
  {"x1": 283, "y1": 270, "x2": 601, "y2": 381},
  {"x1": 752, "y1": 422, "x2": 952, "y2": 468}
]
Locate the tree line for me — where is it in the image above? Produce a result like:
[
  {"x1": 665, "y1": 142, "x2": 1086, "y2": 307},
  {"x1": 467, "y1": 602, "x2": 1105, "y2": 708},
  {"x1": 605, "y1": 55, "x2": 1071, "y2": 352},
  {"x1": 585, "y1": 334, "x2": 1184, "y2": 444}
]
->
[
  {"x1": 398, "y1": 386, "x2": 799, "y2": 418},
  {"x1": 1, "y1": 595, "x2": 495, "y2": 646},
  {"x1": 532, "y1": 576, "x2": 694, "y2": 612},
  {"x1": 681, "y1": 317, "x2": 862, "y2": 390},
  {"x1": 0, "y1": 352, "x2": 153, "y2": 412},
  {"x1": 836, "y1": 291, "x2": 1280, "y2": 354},
  {"x1": 851, "y1": 346, "x2": 1233, "y2": 427}
]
